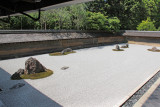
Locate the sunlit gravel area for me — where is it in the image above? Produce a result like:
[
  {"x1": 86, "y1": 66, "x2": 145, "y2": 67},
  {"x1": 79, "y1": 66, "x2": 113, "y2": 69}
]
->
[{"x1": 0, "y1": 44, "x2": 160, "y2": 107}]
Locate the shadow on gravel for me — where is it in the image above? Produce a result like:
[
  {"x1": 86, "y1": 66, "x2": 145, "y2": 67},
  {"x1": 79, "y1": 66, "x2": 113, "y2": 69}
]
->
[
  {"x1": 0, "y1": 67, "x2": 62, "y2": 107},
  {"x1": 142, "y1": 85, "x2": 160, "y2": 107}
]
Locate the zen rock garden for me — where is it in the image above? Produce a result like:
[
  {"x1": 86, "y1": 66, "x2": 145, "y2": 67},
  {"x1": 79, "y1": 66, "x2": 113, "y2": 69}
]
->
[
  {"x1": 11, "y1": 57, "x2": 53, "y2": 80},
  {"x1": 49, "y1": 48, "x2": 76, "y2": 56},
  {"x1": 10, "y1": 44, "x2": 160, "y2": 81}
]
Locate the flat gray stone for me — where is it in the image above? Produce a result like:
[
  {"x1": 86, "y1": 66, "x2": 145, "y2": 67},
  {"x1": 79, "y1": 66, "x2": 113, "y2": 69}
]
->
[{"x1": 61, "y1": 66, "x2": 69, "y2": 70}]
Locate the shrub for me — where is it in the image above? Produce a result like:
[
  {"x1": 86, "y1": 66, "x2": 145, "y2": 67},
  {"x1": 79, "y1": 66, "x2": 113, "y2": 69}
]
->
[
  {"x1": 106, "y1": 17, "x2": 120, "y2": 32},
  {"x1": 86, "y1": 12, "x2": 107, "y2": 30},
  {"x1": 137, "y1": 17, "x2": 156, "y2": 31},
  {"x1": 157, "y1": 27, "x2": 160, "y2": 31},
  {"x1": 86, "y1": 12, "x2": 120, "y2": 32}
]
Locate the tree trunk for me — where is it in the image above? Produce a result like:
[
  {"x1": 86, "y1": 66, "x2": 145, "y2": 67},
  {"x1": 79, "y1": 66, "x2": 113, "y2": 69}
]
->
[{"x1": 45, "y1": 22, "x2": 46, "y2": 30}]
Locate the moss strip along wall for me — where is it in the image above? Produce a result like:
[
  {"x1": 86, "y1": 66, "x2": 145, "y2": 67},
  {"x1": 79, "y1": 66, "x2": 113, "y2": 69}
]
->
[{"x1": 0, "y1": 34, "x2": 125, "y2": 60}]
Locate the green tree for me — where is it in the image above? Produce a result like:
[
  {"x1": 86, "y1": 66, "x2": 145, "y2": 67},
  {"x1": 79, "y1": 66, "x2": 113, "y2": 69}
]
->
[
  {"x1": 86, "y1": 0, "x2": 147, "y2": 30},
  {"x1": 0, "y1": 20, "x2": 10, "y2": 29},
  {"x1": 106, "y1": 17, "x2": 120, "y2": 32},
  {"x1": 86, "y1": 12, "x2": 107, "y2": 30},
  {"x1": 137, "y1": 17, "x2": 156, "y2": 31},
  {"x1": 9, "y1": 16, "x2": 21, "y2": 29},
  {"x1": 69, "y1": 3, "x2": 87, "y2": 30},
  {"x1": 142, "y1": 0, "x2": 160, "y2": 28}
]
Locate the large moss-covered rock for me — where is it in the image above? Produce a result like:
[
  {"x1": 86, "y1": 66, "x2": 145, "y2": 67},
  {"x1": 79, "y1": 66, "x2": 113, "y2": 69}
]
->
[{"x1": 25, "y1": 57, "x2": 46, "y2": 74}]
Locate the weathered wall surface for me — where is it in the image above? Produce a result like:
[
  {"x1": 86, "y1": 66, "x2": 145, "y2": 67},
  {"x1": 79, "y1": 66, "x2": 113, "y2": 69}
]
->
[
  {"x1": 123, "y1": 30, "x2": 160, "y2": 46},
  {"x1": 126, "y1": 36, "x2": 160, "y2": 43},
  {"x1": 0, "y1": 31, "x2": 126, "y2": 60}
]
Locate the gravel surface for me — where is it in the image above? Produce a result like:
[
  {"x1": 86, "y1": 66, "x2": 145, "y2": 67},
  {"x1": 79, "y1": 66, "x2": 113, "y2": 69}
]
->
[{"x1": 0, "y1": 44, "x2": 160, "y2": 107}]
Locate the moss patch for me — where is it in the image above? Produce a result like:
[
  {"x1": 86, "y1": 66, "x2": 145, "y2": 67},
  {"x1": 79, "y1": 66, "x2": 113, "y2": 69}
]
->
[
  {"x1": 49, "y1": 51, "x2": 76, "y2": 56},
  {"x1": 20, "y1": 69, "x2": 53, "y2": 79},
  {"x1": 147, "y1": 49, "x2": 160, "y2": 52},
  {"x1": 112, "y1": 49, "x2": 124, "y2": 51},
  {"x1": 121, "y1": 47, "x2": 129, "y2": 48}
]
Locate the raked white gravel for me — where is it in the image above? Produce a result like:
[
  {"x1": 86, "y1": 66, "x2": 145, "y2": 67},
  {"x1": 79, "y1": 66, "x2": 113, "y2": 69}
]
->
[{"x1": 0, "y1": 44, "x2": 160, "y2": 107}]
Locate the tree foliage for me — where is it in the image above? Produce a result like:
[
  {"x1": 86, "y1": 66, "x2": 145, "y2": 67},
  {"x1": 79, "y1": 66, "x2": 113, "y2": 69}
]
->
[
  {"x1": 86, "y1": 0, "x2": 147, "y2": 30},
  {"x1": 86, "y1": 12, "x2": 107, "y2": 30},
  {"x1": 137, "y1": 18, "x2": 156, "y2": 31},
  {"x1": 106, "y1": 17, "x2": 120, "y2": 32},
  {"x1": 1, "y1": 0, "x2": 160, "y2": 31}
]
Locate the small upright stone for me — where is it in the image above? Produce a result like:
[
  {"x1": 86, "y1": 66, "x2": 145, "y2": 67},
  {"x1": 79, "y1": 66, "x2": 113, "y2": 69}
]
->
[
  {"x1": 61, "y1": 48, "x2": 73, "y2": 55},
  {"x1": 11, "y1": 69, "x2": 24, "y2": 80},
  {"x1": 126, "y1": 43, "x2": 129, "y2": 48},
  {"x1": 116, "y1": 45, "x2": 120, "y2": 50}
]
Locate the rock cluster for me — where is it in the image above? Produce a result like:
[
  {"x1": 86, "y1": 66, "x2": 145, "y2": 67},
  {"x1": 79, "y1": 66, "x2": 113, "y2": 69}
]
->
[
  {"x1": 61, "y1": 48, "x2": 73, "y2": 55},
  {"x1": 151, "y1": 47, "x2": 158, "y2": 51},
  {"x1": 11, "y1": 57, "x2": 46, "y2": 80},
  {"x1": 113, "y1": 44, "x2": 125, "y2": 51},
  {"x1": 121, "y1": 43, "x2": 129, "y2": 48}
]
